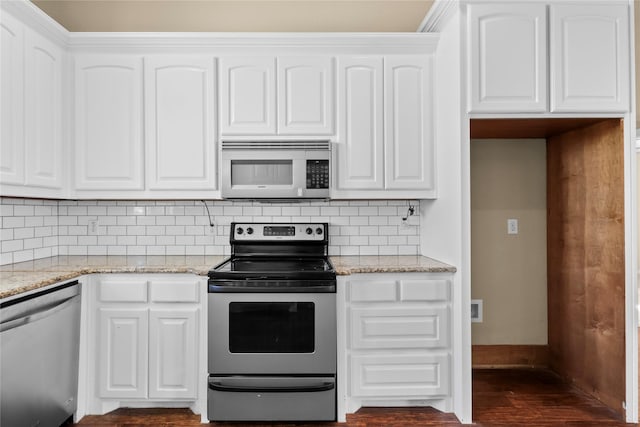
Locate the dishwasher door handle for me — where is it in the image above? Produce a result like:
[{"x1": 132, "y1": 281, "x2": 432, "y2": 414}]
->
[{"x1": 0, "y1": 296, "x2": 78, "y2": 333}]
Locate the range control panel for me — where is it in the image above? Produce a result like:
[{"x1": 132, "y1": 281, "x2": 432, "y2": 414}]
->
[
  {"x1": 306, "y1": 160, "x2": 329, "y2": 189},
  {"x1": 231, "y1": 223, "x2": 327, "y2": 241}
]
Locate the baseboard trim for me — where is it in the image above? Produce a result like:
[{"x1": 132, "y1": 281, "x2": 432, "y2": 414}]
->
[{"x1": 472, "y1": 345, "x2": 549, "y2": 368}]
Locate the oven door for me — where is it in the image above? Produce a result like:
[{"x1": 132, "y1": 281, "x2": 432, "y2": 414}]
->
[{"x1": 208, "y1": 292, "x2": 336, "y2": 374}]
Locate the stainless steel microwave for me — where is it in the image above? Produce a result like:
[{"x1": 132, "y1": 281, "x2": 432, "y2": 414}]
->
[{"x1": 220, "y1": 141, "x2": 331, "y2": 200}]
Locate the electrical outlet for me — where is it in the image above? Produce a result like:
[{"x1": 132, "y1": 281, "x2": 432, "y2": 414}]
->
[
  {"x1": 507, "y1": 218, "x2": 518, "y2": 235},
  {"x1": 471, "y1": 299, "x2": 483, "y2": 322},
  {"x1": 88, "y1": 219, "x2": 99, "y2": 236},
  {"x1": 205, "y1": 225, "x2": 215, "y2": 236}
]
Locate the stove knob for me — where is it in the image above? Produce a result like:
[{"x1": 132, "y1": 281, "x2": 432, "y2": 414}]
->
[
  {"x1": 247, "y1": 227, "x2": 254, "y2": 235},
  {"x1": 316, "y1": 227, "x2": 323, "y2": 235},
  {"x1": 305, "y1": 227, "x2": 313, "y2": 235},
  {"x1": 236, "y1": 227, "x2": 244, "y2": 235}
]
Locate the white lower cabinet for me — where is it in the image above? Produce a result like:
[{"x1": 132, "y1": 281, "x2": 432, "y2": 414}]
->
[
  {"x1": 99, "y1": 308, "x2": 148, "y2": 399},
  {"x1": 148, "y1": 308, "x2": 198, "y2": 399},
  {"x1": 92, "y1": 275, "x2": 202, "y2": 409},
  {"x1": 342, "y1": 273, "x2": 452, "y2": 413}
]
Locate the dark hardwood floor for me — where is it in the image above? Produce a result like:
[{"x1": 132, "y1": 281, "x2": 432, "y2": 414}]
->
[{"x1": 75, "y1": 368, "x2": 637, "y2": 426}]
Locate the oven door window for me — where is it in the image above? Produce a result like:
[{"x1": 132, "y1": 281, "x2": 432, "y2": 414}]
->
[
  {"x1": 229, "y1": 302, "x2": 314, "y2": 353},
  {"x1": 230, "y1": 160, "x2": 293, "y2": 186}
]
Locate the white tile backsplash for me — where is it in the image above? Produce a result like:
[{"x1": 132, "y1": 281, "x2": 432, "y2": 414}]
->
[
  {"x1": 0, "y1": 198, "x2": 59, "y2": 265},
  {"x1": 0, "y1": 198, "x2": 420, "y2": 264}
]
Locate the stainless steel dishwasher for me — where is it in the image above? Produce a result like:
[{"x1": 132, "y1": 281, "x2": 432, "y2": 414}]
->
[{"x1": 1, "y1": 281, "x2": 81, "y2": 427}]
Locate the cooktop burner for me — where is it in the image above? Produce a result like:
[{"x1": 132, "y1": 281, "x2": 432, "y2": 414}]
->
[
  {"x1": 208, "y1": 222, "x2": 336, "y2": 291},
  {"x1": 216, "y1": 257, "x2": 333, "y2": 273}
]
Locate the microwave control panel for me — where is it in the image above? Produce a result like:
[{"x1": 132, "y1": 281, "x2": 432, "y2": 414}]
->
[{"x1": 306, "y1": 160, "x2": 329, "y2": 189}]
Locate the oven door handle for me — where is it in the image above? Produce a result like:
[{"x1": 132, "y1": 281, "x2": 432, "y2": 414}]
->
[
  {"x1": 208, "y1": 284, "x2": 336, "y2": 293},
  {"x1": 208, "y1": 378, "x2": 335, "y2": 393}
]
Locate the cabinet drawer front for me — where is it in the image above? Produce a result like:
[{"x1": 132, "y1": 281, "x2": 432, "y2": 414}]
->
[
  {"x1": 350, "y1": 353, "x2": 450, "y2": 397},
  {"x1": 150, "y1": 280, "x2": 200, "y2": 303},
  {"x1": 399, "y1": 279, "x2": 449, "y2": 302},
  {"x1": 349, "y1": 280, "x2": 396, "y2": 302},
  {"x1": 350, "y1": 306, "x2": 449, "y2": 349},
  {"x1": 99, "y1": 280, "x2": 148, "y2": 302}
]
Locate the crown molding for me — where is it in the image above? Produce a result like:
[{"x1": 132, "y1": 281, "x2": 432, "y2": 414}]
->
[
  {"x1": 418, "y1": 0, "x2": 459, "y2": 33},
  {"x1": 1, "y1": 0, "x2": 68, "y2": 45},
  {"x1": 66, "y1": 32, "x2": 439, "y2": 54}
]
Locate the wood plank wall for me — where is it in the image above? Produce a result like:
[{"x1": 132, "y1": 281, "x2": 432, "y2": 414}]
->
[{"x1": 546, "y1": 119, "x2": 626, "y2": 417}]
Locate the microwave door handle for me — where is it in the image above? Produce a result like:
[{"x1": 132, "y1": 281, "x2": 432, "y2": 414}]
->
[{"x1": 208, "y1": 379, "x2": 335, "y2": 393}]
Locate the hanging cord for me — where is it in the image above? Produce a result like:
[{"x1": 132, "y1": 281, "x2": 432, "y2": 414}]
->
[
  {"x1": 402, "y1": 201, "x2": 415, "y2": 221},
  {"x1": 201, "y1": 200, "x2": 215, "y2": 227}
]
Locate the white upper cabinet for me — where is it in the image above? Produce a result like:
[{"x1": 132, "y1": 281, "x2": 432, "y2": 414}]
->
[
  {"x1": 467, "y1": 3, "x2": 547, "y2": 113},
  {"x1": 467, "y1": 1, "x2": 630, "y2": 114},
  {"x1": 549, "y1": 3, "x2": 630, "y2": 113},
  {"x1": 220, "y1": 57, "x2": 276, "y2": 135},
  {"x1": 24, "y1": 29, "x2": 63, "y2": 189},
  {"x1": 220, "y1": 56, "x2": 335, "y2": 136},
  {"x1": 0, "y1": 12, "x2": 25, "y2": 186},
  {"x1": 74, "y1": 55, "x2": 144, "y2": 190},
  {"x1": 1, "y1": 11, "x2": 64, "y2": 196},
  {"x1": 334, "y1": 55, "x2": 435, "y2": 197},
  {"x1": 278, "y1": 57, "x2": 334, "y2": 135},
  {"x1": 385, "y1": 56, "x2": 435, "y2": 191},
  {"x1": 336, "y1": 57, "x2": 384, "y2": 190},
  {"x1": 144, "y1": 56, "x2": 217, "y2": 190}
]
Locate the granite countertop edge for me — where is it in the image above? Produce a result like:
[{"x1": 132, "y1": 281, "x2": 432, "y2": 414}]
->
[{"x1": 0, "y1": 255, "x2": 456, "y2": 300}]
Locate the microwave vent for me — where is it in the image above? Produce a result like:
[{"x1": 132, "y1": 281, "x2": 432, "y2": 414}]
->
[{"x1": 222, "y1": 141, "x2": 331, "y2": 150}]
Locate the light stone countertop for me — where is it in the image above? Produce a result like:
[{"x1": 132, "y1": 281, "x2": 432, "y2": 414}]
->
[
  {"x1": 331, "y1": 255, "x2": 456, "y2": 275},
  {"x1": 0, "y1": 255, "x2": 456, "y2": 300}
]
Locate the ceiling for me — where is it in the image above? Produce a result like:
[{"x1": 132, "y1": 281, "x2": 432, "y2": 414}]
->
[{"x1": 31, "y1": 0, "x2": 435, "y2": 32}]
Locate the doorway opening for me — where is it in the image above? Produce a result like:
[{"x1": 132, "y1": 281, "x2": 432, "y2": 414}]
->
[{"x1": 470, "y1": 118, "x2": 626, "y2": 421}]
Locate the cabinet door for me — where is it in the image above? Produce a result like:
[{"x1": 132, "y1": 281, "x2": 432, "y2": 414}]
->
[
  {"x1": 75, "y1": 55, "x2": 144, "y2": 190},
  {"x1": 98, "y1": 308, "x2": 148, "y2": 399},
  {"x1": 148, "y1": 308, "x2": 199, "y2": 399},
  {"x1": 277, "y1": 57, "x2": 334, "y2": 135},
  {"x1": 384, "y1": 56, "x2": 435, "y2": 192},
  {"x1": 335, "y1": 57, "x2": 383, "y2": 190},
  {"x1": 0, "y1": 12, "x2": 24, "y2": 186},
  {"x1": 220, "y1": 57, "x2": 276, "y2": 135},
  {"x1": 467, "y1": 3, "x2": 547, "y2": 113},
  {"x1": 550, "y1": 3, "x2": 629, "y2": 112},
  {"x1": 145, "y1": 56, "x2": 216, "y2": 190},
  {"x1": 24, "y1": 29, "x2": 63, "y2": 189},
  {"x1": 350, "y1": 353, "x2": 450, "y2": 397}
]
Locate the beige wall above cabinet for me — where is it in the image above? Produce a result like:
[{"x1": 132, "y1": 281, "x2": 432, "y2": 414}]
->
[
  {"x1": 333, "y1": 55, "x2": 435, "y2": 199},
  {"x1": 0, "y1": 11, "x2": 65, "y2": 198},
  {"x1": 144, "y1": 56, "x2": 217, "y2": 191},
  {"x1": 220, "y1": 56, "x2": 334, "y2": 136},
  {"x1": 74, "y1": 55, "x2": 144, "y2": 191},
  {"x1": 467, "y1": 2, "x2": 630, "y2": 114}
]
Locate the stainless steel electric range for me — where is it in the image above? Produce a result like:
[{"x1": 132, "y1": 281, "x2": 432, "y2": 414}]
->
[{"x1": 207, "y1": 222, "x2": 337, "y2": 422}]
